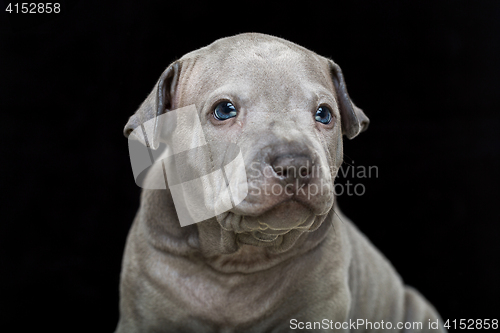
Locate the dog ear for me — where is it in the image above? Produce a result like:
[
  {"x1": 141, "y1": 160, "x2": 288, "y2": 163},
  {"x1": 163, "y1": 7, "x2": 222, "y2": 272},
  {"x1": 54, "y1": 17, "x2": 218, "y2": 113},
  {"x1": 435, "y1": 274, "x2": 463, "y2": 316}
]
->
[
  {"x1": 124, "y1": 61, "x2": 181, "y2": 149},
  {"x1": 328, "y1": 60, "x2": 370, "y2": 139}
]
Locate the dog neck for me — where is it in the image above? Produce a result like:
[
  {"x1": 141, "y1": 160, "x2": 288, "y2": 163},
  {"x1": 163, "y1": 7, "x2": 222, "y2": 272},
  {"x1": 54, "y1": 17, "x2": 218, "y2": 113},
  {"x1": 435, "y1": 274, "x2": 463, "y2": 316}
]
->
[{"x1": 139, "y1": 188, "x2": 334, "y2": 273}]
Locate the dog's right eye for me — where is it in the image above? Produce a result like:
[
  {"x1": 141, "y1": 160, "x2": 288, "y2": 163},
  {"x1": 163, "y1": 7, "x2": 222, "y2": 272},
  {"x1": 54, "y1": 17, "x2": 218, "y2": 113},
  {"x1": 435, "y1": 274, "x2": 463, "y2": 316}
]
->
[
  {"x1": 315, "y1": 106, "x2": 332, "y2": 124},
  {"x1": 213, "y1": 102, "x2": 237, "y2": 121}
]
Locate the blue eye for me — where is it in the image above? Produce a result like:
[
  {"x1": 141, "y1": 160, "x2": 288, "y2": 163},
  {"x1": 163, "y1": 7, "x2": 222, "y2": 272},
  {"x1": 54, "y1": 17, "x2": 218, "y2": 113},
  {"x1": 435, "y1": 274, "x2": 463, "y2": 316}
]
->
[
  {"x1": 214, "y1": 101, "x2": 237, "y2": 120},
  {"x1": 315, "y1": 106, "x2": 332, "y2": 124}
]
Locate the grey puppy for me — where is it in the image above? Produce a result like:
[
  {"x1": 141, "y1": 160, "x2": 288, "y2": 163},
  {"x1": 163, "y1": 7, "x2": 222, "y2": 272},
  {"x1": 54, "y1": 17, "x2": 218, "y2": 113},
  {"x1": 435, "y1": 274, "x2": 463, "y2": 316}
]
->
[{"x1": 116, "y1": 33, "x2": 445, "y2": 332}]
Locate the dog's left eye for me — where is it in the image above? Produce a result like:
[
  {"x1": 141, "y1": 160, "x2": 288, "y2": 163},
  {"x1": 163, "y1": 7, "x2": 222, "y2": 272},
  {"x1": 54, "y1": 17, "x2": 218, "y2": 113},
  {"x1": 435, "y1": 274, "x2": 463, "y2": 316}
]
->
[
  {"x1": 214, "y1": 102, "x2": 237, "y2": 120},
  {"x1": 315, "y1": 106, "x2": 332, "y2": 124}
]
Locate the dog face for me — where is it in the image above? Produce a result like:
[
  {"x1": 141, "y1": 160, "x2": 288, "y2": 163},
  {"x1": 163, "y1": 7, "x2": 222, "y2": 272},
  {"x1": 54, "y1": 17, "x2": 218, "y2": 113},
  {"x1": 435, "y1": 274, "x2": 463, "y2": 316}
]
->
[{"x1": 125, "y1": 33, "x2": 369, "y2": 252}]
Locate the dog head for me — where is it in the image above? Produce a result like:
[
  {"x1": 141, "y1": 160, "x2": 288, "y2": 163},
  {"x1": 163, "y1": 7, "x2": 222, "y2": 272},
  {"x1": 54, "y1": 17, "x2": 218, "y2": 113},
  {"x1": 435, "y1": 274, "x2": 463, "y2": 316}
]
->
[{"x1": 125, "y1": 33, "x2": 369, "y2": 254}]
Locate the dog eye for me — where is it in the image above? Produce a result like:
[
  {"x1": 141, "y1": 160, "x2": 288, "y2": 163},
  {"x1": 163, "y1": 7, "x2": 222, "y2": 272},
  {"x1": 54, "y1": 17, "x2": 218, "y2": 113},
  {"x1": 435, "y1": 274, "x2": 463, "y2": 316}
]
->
[
  {"x1": 315, "y1": 106, "x2": 332, "y2": 124},
  {"x1": 214, "y1": 101, "x2": 237, "y2": 120}
]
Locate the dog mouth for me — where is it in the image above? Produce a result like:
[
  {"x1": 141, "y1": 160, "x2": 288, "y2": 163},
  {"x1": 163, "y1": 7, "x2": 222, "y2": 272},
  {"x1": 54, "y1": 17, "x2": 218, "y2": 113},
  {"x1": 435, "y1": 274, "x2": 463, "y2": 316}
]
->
[
  {"x1": 245, "y1": 200, "x2": 315, "y2": 229},
  {"x1": 216, "y1": 199, "x2": 326, "y2": 248},
  {"x1": 246, "y1": 211, "x2": 317, "y2": 242}
]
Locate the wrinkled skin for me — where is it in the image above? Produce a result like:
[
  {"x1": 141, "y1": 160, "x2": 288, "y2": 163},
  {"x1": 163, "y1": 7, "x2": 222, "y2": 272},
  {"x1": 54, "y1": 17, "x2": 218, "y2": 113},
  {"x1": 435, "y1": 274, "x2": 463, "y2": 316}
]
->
[{"x1": 116, "y1": 33, "x2": 445, "y2": 332}]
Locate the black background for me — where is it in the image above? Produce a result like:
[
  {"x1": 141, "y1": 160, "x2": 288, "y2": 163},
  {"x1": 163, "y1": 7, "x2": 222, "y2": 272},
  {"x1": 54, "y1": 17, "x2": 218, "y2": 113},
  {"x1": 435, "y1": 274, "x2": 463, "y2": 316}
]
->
[{"x1": 1, "y1": 0, "x2": 499, "y2": 331}]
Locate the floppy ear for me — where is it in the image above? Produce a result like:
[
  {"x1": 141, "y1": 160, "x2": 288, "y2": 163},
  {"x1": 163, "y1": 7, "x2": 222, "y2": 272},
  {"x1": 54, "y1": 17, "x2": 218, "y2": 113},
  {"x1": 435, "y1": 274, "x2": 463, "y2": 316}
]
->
[
  {"x1": 329, "y1": 60, "x2": 370, "y2": 139},
  {"x1": 124, "y1": 61, "x2": 181, "y2": 149}
]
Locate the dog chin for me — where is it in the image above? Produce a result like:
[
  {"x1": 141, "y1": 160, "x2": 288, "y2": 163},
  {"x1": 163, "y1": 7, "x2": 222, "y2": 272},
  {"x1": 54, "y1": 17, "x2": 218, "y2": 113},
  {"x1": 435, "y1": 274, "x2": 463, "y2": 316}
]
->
[{"x1": 216, "y1": 201, "x2": 329, "y2": 252}]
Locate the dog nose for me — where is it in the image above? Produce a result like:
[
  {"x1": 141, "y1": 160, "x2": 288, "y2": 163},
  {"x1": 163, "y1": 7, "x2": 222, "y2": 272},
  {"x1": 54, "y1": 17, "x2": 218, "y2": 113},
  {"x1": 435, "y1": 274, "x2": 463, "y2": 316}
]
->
[{"x1": 271, "y1": 154, "x2": 312, "y2": 181}]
